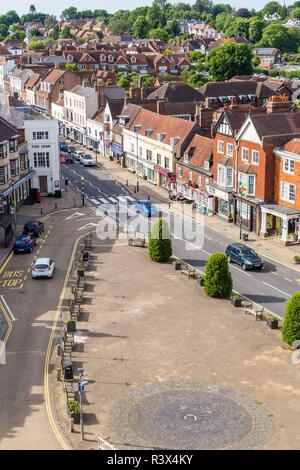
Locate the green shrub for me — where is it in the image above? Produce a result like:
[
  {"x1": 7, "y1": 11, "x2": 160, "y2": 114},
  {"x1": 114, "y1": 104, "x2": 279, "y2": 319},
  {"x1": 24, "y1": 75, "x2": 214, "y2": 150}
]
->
[
  {"x1": 283, "y1": 292, "x2": 300, "y2": 345},
  {"x1": 67, "y1": 400, "x2": 80, "y2": 413},
  {"x1": 148, "y1": 217, "x2": 172, "y2": 263},
  {"x1": 204, "y1": 252, "x2": 233, "y2": 298}
]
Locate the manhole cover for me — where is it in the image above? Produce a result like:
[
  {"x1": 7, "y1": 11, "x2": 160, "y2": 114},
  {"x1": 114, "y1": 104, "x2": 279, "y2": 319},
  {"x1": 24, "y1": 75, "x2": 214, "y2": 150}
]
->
[{"x1": 110, "y1": 382, "x2": 274, "y2": 450}]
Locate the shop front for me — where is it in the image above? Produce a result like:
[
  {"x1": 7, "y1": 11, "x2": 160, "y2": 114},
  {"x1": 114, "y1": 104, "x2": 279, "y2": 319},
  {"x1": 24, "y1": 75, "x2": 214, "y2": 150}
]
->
[
  {"x1": 111, "y1": 143, "x2": 124, "y2": 165},
  {"x1": 155, "y1": 166, "x2": 176, "y2": 191},
  {"x1": 233, "y1": 196, "x2": 260, "y2": 234},
  {"x1": 207, "y1": 184, "x2": 234, "y2": 221},
  {"x1": 260, "y1": 204, "x2": 300, "y2": 244}
]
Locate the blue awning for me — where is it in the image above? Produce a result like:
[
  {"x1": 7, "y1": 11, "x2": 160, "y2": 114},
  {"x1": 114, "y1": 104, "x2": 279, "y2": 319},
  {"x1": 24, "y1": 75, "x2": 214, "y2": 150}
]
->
[
  {"x1": 0, "y1": 170, "x2": 35, "y2": 197},
  {"x1": 111, "y1": 144, "x2": 123, "y2": 156}
]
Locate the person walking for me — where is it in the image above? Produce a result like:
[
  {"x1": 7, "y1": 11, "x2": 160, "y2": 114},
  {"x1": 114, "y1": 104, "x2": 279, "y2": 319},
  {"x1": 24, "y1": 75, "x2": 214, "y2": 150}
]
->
[{"x1": 64, "y1": 177, "x2": 69, "y2": 191}]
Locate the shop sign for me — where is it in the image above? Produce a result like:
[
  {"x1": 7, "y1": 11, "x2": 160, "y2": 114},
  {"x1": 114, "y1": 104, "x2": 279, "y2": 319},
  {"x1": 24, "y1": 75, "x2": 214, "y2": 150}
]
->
[
  {"x1": 54, "y1": 180, "x2": 60, "y2": 188},
  {"x1": 169, "y1": 174, "x2": 176, "y2": 183}
]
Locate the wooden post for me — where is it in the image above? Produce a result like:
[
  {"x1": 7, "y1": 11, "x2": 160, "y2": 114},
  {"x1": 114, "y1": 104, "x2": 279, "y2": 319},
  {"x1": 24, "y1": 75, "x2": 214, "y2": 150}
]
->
[
  {"x1": 56, "y1": 367, "x2": 61, "y2": 382},
  {"x1": 70, "y1": 418, "x2": 74, "y2": 433}
]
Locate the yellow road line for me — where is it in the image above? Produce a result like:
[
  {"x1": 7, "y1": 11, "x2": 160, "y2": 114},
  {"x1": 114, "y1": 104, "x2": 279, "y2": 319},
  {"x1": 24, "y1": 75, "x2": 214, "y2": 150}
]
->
[
  {"x1": 44, "y1": 231, "x2": 92, "y2": 450},
  {"x1": 0, "y1": 252, "x2": 13, "y2": 276},
  {"x1": 0, "y1": 301, "x2": 13, "y2": 357}
]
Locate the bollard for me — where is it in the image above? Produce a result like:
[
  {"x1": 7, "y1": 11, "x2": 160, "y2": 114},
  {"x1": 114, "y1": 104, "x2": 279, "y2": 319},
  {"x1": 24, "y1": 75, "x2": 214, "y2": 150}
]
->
[
  {"x1": 57, "y1": 344, "x2": 62, "y2": 357},
  {"x1": 70, "y1": 418, "x2": 74, "y2": 433},
  {"x1": 55, "y1": 202, "x2": 58, "y2": 210},
  {"x1": 126, "y1": 179, "x2": 128, "y2": 186},
  {"x1": 40, "y1": 207, "x2": 43, "y2": 215},
  {"x1": 56, "y1": 367, "x2": 61, "y2": 382},
  {"x1": 147, "y1": 194, "x2": 150, "y2": 200}
]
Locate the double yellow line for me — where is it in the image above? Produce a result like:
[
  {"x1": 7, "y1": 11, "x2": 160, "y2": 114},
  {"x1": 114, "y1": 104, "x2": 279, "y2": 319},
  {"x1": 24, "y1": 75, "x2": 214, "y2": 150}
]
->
[{"x1": 0, "y1": 252, "x2": 14, "y2": 355}]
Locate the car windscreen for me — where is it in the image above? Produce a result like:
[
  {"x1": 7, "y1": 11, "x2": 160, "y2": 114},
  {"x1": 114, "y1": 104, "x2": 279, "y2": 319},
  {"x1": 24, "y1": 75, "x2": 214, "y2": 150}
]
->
[
  {"x1": 15, "y1": 240, "x2": 27, "y2": 245},
  {"x1": 84, "y1": 155, "x2": 92, "y2": 159},
  {"x1": 141, "y1": 202, "x2": 151, "y2": 208},
  {"x1": 35, "y1": 264, "x2": 49, "y2": 270},
  {"x1": 241, "y1": 248, "x2": 256, "y2": 256}
]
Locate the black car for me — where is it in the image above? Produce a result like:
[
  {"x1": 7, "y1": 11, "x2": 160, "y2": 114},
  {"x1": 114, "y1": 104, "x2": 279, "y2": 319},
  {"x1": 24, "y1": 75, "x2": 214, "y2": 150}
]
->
[
  {"x1": 66, "y1": 154, "x2": 74, "y2": 163},
  {"x1": 23, "y1": 220, "x2": 44, "y2": 238},
  {"x1": 225, "y1": 243, "x2": 263, "y2": 271}
]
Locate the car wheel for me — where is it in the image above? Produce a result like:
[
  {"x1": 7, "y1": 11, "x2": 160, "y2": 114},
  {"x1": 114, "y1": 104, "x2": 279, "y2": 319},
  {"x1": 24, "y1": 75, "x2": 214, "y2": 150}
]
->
[
  {"x1": 242, "y1": 264, "x2": 247, "y2": 271},
  {"x1": 227, "y1": 255, "x2": 231, "y2": 263}
]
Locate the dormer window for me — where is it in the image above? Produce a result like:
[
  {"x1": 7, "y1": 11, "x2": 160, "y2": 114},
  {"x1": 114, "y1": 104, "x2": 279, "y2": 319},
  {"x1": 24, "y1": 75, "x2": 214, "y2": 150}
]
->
[
  {"x1": 170, "y1": 137, "x2": 179, "y2": 146},
  {"x1": 100, "y1": 54, "x2": 106, "y2": 61},
  {"x1": 108, "y1": 55, "x2": 114, "y2": 62},
  {"x1": 204, "y1": 160, "x2": 210, "y2": 170},
  {"x1": 157, "y1": 133, "x2": 166, "y2": 142},
  {"x1": 131, "y1": 56, "x2": 136, "y2": 63},
  {"x1": 67, "y1": 55, "x2": 73, "y2": 62},
  {"x1": 145, "y1": 129, "x2": 153, "y2": 137}
]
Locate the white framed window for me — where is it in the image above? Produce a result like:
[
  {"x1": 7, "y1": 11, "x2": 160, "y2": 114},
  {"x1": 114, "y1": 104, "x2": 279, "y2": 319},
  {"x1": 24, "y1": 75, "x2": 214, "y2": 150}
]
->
[
  {"x1": 188, "y1": 170, "x2": 193, "y2": 181},
  {"x1": 198, "y1": 174, "x2": 202, "y2": 186},
  {"x1": 178, "y1": 165, "x2": 183, "y2": 178},
  {"x1": 139, "y1": 146, "x2": 143, "y2": 157},
  {"x1": 146, "y1": 149, "x2": 152, "y2": 161},
  {"x1": 238, "y1": 173, "x2": 256, "y2": 196},
  {"x1": 217, "y1": 140, "x2": 224, "y2": 154},
  {"x1": 283, "y1": 157, "x2": 295, "y2": 174},
  {"x1": 281, "y1": 182, "x2": 296, "y2": 202},
  {"x1": 226, "y1": 143, "x2": 233, "y2": 157},
  {"x1": 184, "y1": 153, "x2": 189, "y2": 163},
  {"x1": 33, "y1": 152, "x2": 50, "y2": 168},
  {"x1": 226, "y1": 167, "x2": 233, "y2": 187},
  {"x1": 252, "y1": 150, "x2": 259, "y2": 165},
  {"x1": 217, "y1": 164, "x2": 225, "y2": 186},
  {"x1": 248, "y1": 175, "x2": 255, "y2": 195},
  {"x1": 157, "y1": 153, "x2": 161, "y2": 165},
  {"x1": 242, "y1": 147, "x2": 249, "y2": 161},
  {"x1": 164, "y1": 157, "x2": 169, "y2": 169},
  {"x1": 131, "y1": 142, "x2": 134, "y2": 153}
]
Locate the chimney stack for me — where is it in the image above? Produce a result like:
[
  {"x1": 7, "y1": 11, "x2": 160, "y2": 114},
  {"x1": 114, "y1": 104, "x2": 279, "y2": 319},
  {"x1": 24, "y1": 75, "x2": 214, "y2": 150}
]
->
[
  {"x1": 98, "y1": 84, "x2": 106, "y2": 107},
  {"x1": 266, "y1": 95, "x2": 292, "y2": 114}
]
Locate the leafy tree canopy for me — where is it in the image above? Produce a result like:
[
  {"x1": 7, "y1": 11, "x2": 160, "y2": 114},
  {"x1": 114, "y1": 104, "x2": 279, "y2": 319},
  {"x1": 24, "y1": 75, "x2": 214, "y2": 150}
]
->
[{"x1": 207, "y1": 42, "x2": 253, "y2": 81}]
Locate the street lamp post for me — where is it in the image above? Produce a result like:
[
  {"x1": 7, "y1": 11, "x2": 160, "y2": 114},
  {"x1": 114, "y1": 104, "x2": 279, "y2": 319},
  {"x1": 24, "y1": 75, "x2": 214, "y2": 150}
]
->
[
  {"x1": 81, "y1": 176, "x2": 85, "y2": 207},
  {"x1": 133, "y1": 125, "x2": 142, "y2": 193},
  {"x1": 77, "y1": 368, "x2": 88, "y2": 441}
]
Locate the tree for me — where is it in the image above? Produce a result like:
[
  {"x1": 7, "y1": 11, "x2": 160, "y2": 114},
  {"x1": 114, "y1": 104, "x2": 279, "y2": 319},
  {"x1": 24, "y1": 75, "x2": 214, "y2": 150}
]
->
[
  {"x1": 257, "y1": 23, "x2": 294, "y2": 52},
  {"x1": 225, "y1": 18, "x2": 250, "y2": 38},
  {"x1": 61, "y1": 7, "x2": 78, "y2": 20},
  {"x1": 261, "y1": 1, "x2": 281, "y2": 16},
  {"x1": 215, "y1": 12, "x2": 232, "y2": 33},
  {"x1": 166, "y1": 20, "x2": 180, "y2": 37},
  {"x1": 109, "y1": 17, "x2": 131, "y2": 35},
  {"x1": 132, "y1": 16, "x2": 150, "y2": 39},
  {"x1": 282, "y1": 292, "x2": 300, "y2": 345},
  {"x1": 291, "y1": 7, "x2": 300, "y2": 19},
  {"x1": 0, "y1": 10, "x2": 20, "y2": 27},
  {"x1": 148, "y1": 217, "x2": 172, "y2": 263},
  {"x1": 235, "y1": 8, "x2": 251, "y2": 18},
  {"x1": 61, "y1": 26, "x2": 72, "y2": 39},
  {"x1": 29, "y1": 5, "x2": 36, "y2": 14},
  {"x1": 65, "y1": 63, "x2": 78, "y2": 71},
  {"x1": 248, "y1": 17, "x2": 266, "y2": 43},
  {"x1": 188, "y1": 51, "x2": 205, "y2": 62},
  {"x1": 148, "y1": 28, "x2": 169, "y2": 42},
  {"x1": 0, "y1": 24, "x2": 9, "y2": 39},
  {"x1": 193, "y1": 0, "x2": 213, "y2": 14},
  {"x1": 117, "y1": 76, "x2": 131, "y2": 89},
  {"x1": 207, "y1": 42, "x2": 253, "y2": 80},
  {"x1": 28, "y1": 40, "x2": 46, "y2": 51},
  {"x1": 142, "y1": 74, "x2": 156, "y2": 86},
  {"x1": 204, "y1": 252, "x2": 233, "y2": 298},
  {"x1": 147, "y1": 0, "x2": 165, "y2": 29},
  {"x1": 212, "y1": 3, "x2": 233, "y2": 17}
]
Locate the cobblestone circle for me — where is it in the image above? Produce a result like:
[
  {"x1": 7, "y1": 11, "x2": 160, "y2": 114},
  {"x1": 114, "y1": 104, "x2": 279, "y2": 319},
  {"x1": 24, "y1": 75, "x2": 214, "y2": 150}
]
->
[{"x1": 109, "y1": 382, "x2": 274, "y2": 450}]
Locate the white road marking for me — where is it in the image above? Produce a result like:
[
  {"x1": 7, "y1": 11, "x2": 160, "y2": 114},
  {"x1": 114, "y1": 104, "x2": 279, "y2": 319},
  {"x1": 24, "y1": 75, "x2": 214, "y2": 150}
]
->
[
  {"x1": 118, "y1": 196, "x2": 127, "y2": 202},
  {"x1": 0, "y1": 295, "x2": 17, "y2": 321},
  {"x1": 262, "y1": 281, "x2": 291, "y2": 297},
  {"x1": 230, "y1": 264, "x2": 252, "y2": 276},
  {"x1": 90, "y1": 198, "x2": 100, "y2": 205},
  {"x1": 108, "y1": 197, "x2": 117, "y2": 203},
  {"x1": 284, "y1": 277, "x2": 293, "y2": 283},
  {"x1": 77, "y1": 222, "x2": 98, "y2": 231},
  {"x1": 65, "y1": 212, "x2": 85, "y2": 221},
  {"x1": 126, "y1": 195, "x2": 135, "y2": 201},
  {"x1": 99, "y1": 197, "x2": 108, "y2": 204}
]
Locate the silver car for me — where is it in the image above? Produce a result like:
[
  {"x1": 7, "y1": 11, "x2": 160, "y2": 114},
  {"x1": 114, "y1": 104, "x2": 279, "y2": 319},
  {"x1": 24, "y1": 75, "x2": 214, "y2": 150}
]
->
[{"x1": 32, "y1": 258, "x2": 56, "y2": 278}]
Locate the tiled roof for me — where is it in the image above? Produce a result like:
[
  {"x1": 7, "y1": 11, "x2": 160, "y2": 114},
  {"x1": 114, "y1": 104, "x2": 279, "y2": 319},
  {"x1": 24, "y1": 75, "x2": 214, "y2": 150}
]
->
[
  {"x1": 183, "y1": 134, "x2": 213, "y2": 168},
  {"x1": 147, "y1": 82, "x2": 204, "y2": 103},
  {"x1": 24, "y1": 73, "x2": 41, "y2": 89},
  {"x1": 199, "y1": 80, "x2": 276, "y2": 99},
  {"x1": 0, "y1": 116, "x2": 18, "y2": 142},
  {"x1": 282, "y1": 138, "x2": 300, "y2": 154},
  {"x1": 42, "y1": 69, "x2": 65, "y2": 84},
  {"x1": 249, "y1": 112, "x2": 300, "y2": 139},
  {"x1": 127, "y1": 107, "x2": 196, "y2": 145}
]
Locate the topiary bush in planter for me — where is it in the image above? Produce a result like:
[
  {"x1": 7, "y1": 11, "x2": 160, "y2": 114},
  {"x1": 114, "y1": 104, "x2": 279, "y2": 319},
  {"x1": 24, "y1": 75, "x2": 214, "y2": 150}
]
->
[
  {"x1": 67, "y1": 400, "x2": 80, "y2": 424},
  {"x1": 283, "y1": 292, "x2": 300, "y2": 345},
  {"x1": 67, "y1": 319, "x2": 76, "y2": 333},
  {"x1": 204, "y1": 252, "x2": 233, "y2": 298},
  {"x1": 148, "y1": 217, "x2": 172, "y2": 263}
]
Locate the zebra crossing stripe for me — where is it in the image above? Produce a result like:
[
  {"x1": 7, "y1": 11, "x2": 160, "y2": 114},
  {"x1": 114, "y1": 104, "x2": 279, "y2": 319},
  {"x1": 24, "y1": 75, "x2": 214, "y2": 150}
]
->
[
  {"x1": 99, "y1": 198, "x2": 108, "y2": 203},
  {"x1": 126, "y1": 195, "x2": 135, "y2": 201},
  {"x1": 118, "y1": 196, "x2": 127, "y2": 202},
  {"x1": 91, "y1": 198, "x2": 100, "y2": 205},
  {"x1": 108, "y1": 197, "x2": 117, "y2": 202}
]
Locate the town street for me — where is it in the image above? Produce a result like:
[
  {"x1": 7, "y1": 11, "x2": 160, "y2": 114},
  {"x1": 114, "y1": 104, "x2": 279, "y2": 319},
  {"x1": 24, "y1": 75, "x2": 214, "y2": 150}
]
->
[
  {"x1": 0, "y1": 208, "x2": 97, "y2": 449},
  {"x1": 62, "y1": 160, "x2": 300, "y2": 319}
]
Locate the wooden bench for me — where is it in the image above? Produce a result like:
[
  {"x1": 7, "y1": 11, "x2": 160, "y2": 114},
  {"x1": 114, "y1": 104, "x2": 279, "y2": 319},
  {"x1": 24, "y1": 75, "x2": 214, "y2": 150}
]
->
[
  {"x1": 244, "y1": 302, "x2": 264, "y2": 320},
  {"x1": 180, "y1": 264, "x2": 196, "y2": 279},
  {"x1": 128, "y1": 236, "x2": 146, "y2": 248}
]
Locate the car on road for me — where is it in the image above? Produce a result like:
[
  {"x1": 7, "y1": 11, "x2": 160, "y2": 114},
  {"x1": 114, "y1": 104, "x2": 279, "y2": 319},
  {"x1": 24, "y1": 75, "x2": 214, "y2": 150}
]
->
[
  {"x1": 59, "y1": 142, "x2": 69, "y2": 153},
  {"x1": 65, "y1": 154, "x2": 74, "y2": 163},
  {"x1": 13, "y1": 235, "x2": 35, "y2": 254},
  {"x1": 80, "y1": 154, "x2": 96, "y2": 166},
  {"x1": 225, "y1": 243, "x2": 263, "y2": 271},
  {"x1": 32, "y1": 258, "x2": 56, "y2": 278},
  {"x1": 135, "y1": 200, "x2": 156, "y2": 217},
  {"x1": 68, "y1": 146, "x2": 76, "y2": 153},
  {"x1": 23, "y1": 220, "x2": 44, "y2": 238},
  {"x1": 73, "y1": 149, "x2": 85, "y2": 161}
]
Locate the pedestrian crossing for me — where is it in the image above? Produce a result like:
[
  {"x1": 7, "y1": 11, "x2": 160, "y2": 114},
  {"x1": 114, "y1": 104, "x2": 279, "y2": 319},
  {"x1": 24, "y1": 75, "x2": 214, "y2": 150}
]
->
[{"x1": 89, "y1": 195, "x2": 135, "y2": 206}]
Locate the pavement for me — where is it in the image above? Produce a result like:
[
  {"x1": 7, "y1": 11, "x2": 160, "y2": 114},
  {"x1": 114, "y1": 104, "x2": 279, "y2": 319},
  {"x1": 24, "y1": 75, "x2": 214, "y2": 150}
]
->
[{"x1": 53, "y1": 235, "x2": 300, "y2": 450}]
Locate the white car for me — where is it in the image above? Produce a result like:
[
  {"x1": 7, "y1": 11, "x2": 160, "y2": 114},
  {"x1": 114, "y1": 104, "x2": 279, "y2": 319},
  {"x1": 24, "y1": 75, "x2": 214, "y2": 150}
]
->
[
  {"x1": 73, "y1": 149, "x2": 85, "y2": 161},
  {"x1": 32, "y1": 258, "x2": 56, "y2": 278},
  {"x1": 80, "y1": 154, "x2": 96, "y2": 166}
]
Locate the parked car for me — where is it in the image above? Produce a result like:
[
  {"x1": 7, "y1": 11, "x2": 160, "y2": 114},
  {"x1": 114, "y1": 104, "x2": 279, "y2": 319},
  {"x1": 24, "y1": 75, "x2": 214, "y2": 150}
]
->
[
  {"x1": 80, "y1": 154, "x2": 96, "y2": 166},
  {"x1": 23, "y1": 220, "x2": 44, "y2": 238},
  {"x1": 32, "y1": 258, "x2": 56, "y2": 279},
  {"x1": 13, "y1": 235, "x2": 35, "y2": 254},
  {"x1": 59, "y1": 142, "x2": 69, "y2": 153},
  {"x1": 66, "y1": 154, "x2": 74, "y2": 164},
  {"x1": 73, "y1": 149, "x2": 85, "y2": 161},
  {"x1": 68, "y1": 146, "x2": 76, "y2": 153},
  {"x1": 135, "y1": 200, "x2": 156, "y2": 217},
  {"x1": 225, "y1": 243, "x2": 263, "y2": 271}
]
